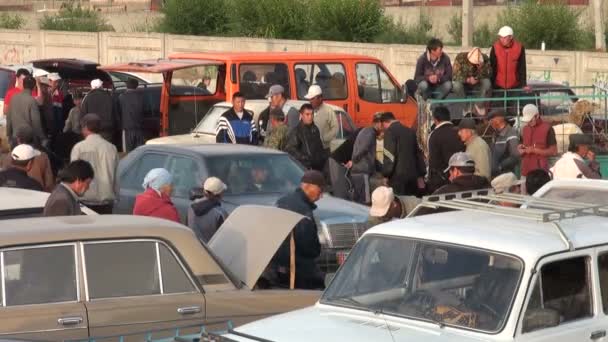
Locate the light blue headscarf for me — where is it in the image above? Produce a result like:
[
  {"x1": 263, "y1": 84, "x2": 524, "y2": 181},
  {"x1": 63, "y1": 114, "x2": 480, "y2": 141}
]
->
[{"x1": 142, "y1": 168, "x2": 173, "y2": 191}]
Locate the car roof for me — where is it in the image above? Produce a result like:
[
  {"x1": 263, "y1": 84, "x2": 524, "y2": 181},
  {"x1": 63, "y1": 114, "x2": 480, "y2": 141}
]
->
[
  {"x1": 139, "y1": 143, "x2": 286, "y2": 156},
  {"x1": 213, "y1": 100, "x2": 343, "y2": 112},
  {"x1": 0, "y1": 188, "x2": 52, "y2": 210},
  {"x1": 365, "y1": 209, "x2": 608, "y2": 264},
  {"x1": 169, "y1": 52, "x2": 382, "y2": 63},
  {"x1": 535, "y1": 179, "x2": 608, "y2": 193}
]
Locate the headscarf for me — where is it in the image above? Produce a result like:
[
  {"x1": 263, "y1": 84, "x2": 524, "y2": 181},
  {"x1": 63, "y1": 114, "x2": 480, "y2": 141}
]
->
[
  {"x1": 90, "y1": 79, "x2": 103, "y2": 89},
  {"x1": 142, "y1": 168, "x2": 173, "y2": 191},
  {"x1": 467, "y1": 47, "x2": 483, "y2": 65}
]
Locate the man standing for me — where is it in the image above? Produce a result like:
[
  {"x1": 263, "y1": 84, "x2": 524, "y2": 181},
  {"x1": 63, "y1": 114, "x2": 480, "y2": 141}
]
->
[
  {"x1": 518, "y1": 104, "x2": 557, "y2": 179},
  {"x1": 452, "y1": 47, "x2": 492, "y2": 102},
  {"x1": 304, "y1": 85, "x2": 338, "y2": 154},
  {"x1": 490, "y1": 26, "x2": 528, "y2": 94},
  {"x1": 81, "y1": 79, "x2": 115, "y2": 143},
  {"x1": 258, "y1": 85, "x2": 300, "y2": 140},
  {"x1": 380, "y1": 112, "x2": 426, "y2": 196},
  {"x1": 7, "y1": 76, "x2": 47, "y2": 148},
  {"x1": 47, "y1": 73, "x2": 65, "y2": 137},
  {"x1": 70, "y1": 114, "x2": 118, "y2": 214},
  {"x1": 414, "y1": 38, "x2": 453, "y2": 100},
  {"x1": 216, "y1": 92, "x2": 258, "y2": 145},
  {"x1": 457, "y1": 118, "x2": 492, "y2": 180},
  {"x1": 427, "y1": 106, "x2": 465, "y2": 193},
  {"x1": 346, "y1": 113, "x2": 382, "y2": 204},
  {"x1": 0, "y1": 144, "x2": 43, "y2": 191},
  {"x1": 488, "y1": 110, "x2": 520, "y2": 176},
  {"x1": 188, "y1": 177, "x2": 228, "y2": 243},
  {"x1": 3, "y1": 68, "x2": 30, "y2": 116},
  {"x1": 272, "y1": 170, "x2": 325, "y2": 290},
  {"x1": 118, "y1": 78, "x2": 145, "y2": 152},
  {"x1": 263, "y1": 108, "x2": 289, "y2": 151},
  {"x1": 551, "y1": 134, "x2": 601, "y2": 179},
  {"x1": 433, "y1": 152, "x2": 490, "y2": 194},
  {"x1": 285, "y1": 104, "x2": 326, "y2": 172},
  {"x1": 44, "y1": 160, "x2": 94, "y2": 217}
]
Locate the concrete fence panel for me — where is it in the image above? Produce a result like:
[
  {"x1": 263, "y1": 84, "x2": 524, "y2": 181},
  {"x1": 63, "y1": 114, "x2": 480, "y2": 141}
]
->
[
  {"x1": 0, "y1": 30, "x2": 38, "y2": 65},
  {"x1": 100, "y1": 32, "x2": 164, "y2": 65},
  {"x1": 41, "y1": 30, "x2": 99, "y2": 63}
]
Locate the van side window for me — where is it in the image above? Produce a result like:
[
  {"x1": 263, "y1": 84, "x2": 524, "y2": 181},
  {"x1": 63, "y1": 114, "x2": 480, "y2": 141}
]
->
[
  {"x1": 356, "y1": 63, "x2": 401, "y2": 103},
  {"x1": 239, "y1": 64, "x2": 290, "y2": 100},
  {"x1": 295, "y1": 63, "x2": 347, "y2": 100},
  {"x1": 522, "y1": 256, "x2": 592, "y2": 333},
  {"x1": 3, "y1": 245, "x2": 78, "y2": 306}
]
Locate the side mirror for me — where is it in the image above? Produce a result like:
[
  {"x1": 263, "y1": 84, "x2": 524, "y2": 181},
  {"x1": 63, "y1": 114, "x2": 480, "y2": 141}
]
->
[
  {"x1": 522, "y1": 308, "x2": 560, "y2": 333},
  {"x1": 189, "y1": 187, "x2": 204, "y2": 201}
]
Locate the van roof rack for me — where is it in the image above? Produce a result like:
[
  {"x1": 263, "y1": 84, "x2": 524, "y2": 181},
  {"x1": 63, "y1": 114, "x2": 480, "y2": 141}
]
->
[{"x1": 411, "y1": 190, "x2": 608, "y2": 223}]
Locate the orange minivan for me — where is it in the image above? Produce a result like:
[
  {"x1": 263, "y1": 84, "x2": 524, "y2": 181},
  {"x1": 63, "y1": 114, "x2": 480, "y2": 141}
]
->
[{"x1": 101, "y1": 52, "x2": 417, "y2": 136}]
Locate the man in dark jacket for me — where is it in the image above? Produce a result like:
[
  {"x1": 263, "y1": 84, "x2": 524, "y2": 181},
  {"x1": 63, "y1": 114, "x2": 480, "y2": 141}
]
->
[
  {"x1": 434, "y1": 152, "x2": 490, "y2": 194},
  {"x1": 0, "y1": 144, "x2": 43, "y2": 191},
  {"x1": 414, "y1": 38, "x2": 453, "y2": 100},
  {"x1": 188, "y1": 177, "x2": 228, "y2": 243},
  {"x1": 272, "y1": 170, "x2": 324, "y2": 290},
  {"x1": 380, "y1": 112, "x2": 426, "y2": 196},
  {"x1": 118, "y1": 78, "x2": 145, "y2": 152},
  {"x1": 346, "y1": 113, "x2": 382, "y2": 204},
  {"x1": 44, "y1": 160, "x2": 94, "y2": 217},
  {"x1": 216, "y1": 92, "x2": 258, "y2": 145},
  {"x1": 427, "y1": 106, "x2": 465, "y2": 193},
  {"x1": 488, "y1": 110, "x2": 520, "y2": 176},
  {"x1": 81, "y1": 79, "x2": 116, "y2": 143},
  {"x1": 285, "y1": 104, "x2": 326, "y2": 171},
  {"x1": 7, "y1": 76, "x2": 47, "y2": 148}
]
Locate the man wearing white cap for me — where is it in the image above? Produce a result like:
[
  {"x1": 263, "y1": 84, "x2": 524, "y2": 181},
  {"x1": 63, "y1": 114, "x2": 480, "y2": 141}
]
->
[
  {"x1": 0, "y1": 144, "x2": 43, "y2": 191},
  {"x1": 517, "y1": 104, "x2": 557, "y2": 179},
  {"x1": 81, "y1": 78, "x2": 116, "y2": 142},
  {"x1": 452, "y1": 47, "x2": 492, "y2": 107},
  {"x1": 490, "y1": 26, "x2": 528, "y2": 94},
  {"x1": 368, "y1": 186, "x2": 420, "y2": 227},
  {"x1": 188, "y1": 176, "x2": 228, "y2": 243},
  {"x1": 304, "y1": 84, "x2": 338, "y2": 153}
]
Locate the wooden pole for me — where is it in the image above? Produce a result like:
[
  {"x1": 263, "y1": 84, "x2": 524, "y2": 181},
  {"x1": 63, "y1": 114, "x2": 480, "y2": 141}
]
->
[
  {"x1": 594, "y1": 0, "x2": 606, "y2": 51},
  {"x1": 462, "y1": 0, "x2": 473, "y2": 48}
]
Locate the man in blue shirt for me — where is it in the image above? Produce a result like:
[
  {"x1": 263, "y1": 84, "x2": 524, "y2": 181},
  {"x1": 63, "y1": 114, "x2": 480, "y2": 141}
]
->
[{"x1": 216, "y1": 92, "x2": 258, "y2": 145}]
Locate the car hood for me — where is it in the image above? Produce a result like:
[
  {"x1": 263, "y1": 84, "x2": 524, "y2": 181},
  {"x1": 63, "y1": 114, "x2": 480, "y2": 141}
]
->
[
  {"x1": 226, "y1": 306, "x2": 486, "y2": 342},
  {"x1": 146, "y1": 133, "x2": 214, "y2": 145},
  {"x1": 208, "y1": 205, "x2": 304, "y2": 290}
]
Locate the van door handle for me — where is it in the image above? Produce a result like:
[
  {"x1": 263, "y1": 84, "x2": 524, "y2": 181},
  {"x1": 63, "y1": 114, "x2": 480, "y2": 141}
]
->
[
  {"x1": 57, "y1": 316, "x2": 83, "y2": 326},
  {"x1": 177, "y1": 305, "x2": 201, "y2": 315},
  {"x1": 355, "y1": 102, "x2": 360, "y2": 112},
  {"x1": 591, "y1": 330, "x2": 606, "y2": 340}
]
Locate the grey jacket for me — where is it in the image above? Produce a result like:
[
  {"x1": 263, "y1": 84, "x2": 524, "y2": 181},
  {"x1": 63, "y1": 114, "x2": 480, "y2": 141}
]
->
[
  {"x1": 7, "y1": 89, "x2": 46, "y2": 144},
  {"x1": 187, "y1": 198, "x2": 228, "y2": 243},
  {"x1": 43, "y1": 183, "x2": 82, "y2": 217},
  {"x1": 313, "y1": 102, "x2": 338, "y2": 150},
  {"x1": 351, "y1": 127, "x2": 377, "y2": 175},
  {"x1": 491, "y1": 125, "x2": 520, "y2": 176}
]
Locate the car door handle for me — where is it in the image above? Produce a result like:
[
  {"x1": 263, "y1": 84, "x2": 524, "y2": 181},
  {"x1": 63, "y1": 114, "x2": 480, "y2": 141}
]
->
[
  {"x1": 177, "y1": 305, "x2": 201, "y2": 315},
  {"x1": 591, "y1": 330, "x2": 606, "y2": 340},
  {"x1": 57, "y1": 316, "x2": 83, "y2": 326}
]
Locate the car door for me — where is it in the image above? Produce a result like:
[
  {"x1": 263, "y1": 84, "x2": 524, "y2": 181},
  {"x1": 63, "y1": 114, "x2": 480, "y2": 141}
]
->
[
  {"x1": 83, "y1": 240, "x2": 206, "y2": 340},
  {"x1": 115, "y1": 152, "x2": 169, "y2": 214},
  {"x1": 517, "y1": 251, "x2": 602, "y2": 342},
  {"x1": 0, "y1": 243, "x2": 88, "y2": 341},
  {"x1": 165, "y1": 154, "x2": 202, "y2": 223}
]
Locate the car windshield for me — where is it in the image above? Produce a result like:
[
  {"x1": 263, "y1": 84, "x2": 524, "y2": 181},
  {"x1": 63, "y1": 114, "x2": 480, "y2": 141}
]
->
[
  {"x1": 205, "y1": 154, "x2": 304, "y2": 195},
  {"x1": 541, "y1": 187, "x2": 608, "y2": 205},
  {"x1": 195, "y1": 105, "x2": 231, "y2": 134},
  {"x1": 322, "y1": 235, "x2": 523, "y2": 333}
]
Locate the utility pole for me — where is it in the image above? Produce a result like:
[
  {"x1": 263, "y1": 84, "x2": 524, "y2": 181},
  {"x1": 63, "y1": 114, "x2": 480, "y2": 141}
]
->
[
  {"x1": 594, "y1": 0, "x2": 606, "y2": 51},
  {"x1": 462, "y1": 0, "x2": 473, "y2": 47}
]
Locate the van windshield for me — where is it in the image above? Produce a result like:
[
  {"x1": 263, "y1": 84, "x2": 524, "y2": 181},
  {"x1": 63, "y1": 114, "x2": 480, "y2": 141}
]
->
[{"x1": 322, "y1": 236, "x2": 523, "y2": 333}]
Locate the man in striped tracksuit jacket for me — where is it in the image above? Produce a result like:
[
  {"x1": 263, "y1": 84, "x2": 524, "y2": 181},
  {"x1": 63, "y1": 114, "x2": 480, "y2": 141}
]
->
[{"x1": 216, "y1": 92, "x2": 258, "y2": 145}]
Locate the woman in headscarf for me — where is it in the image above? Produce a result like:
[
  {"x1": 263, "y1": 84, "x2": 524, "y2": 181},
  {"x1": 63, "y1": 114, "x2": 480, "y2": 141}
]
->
[{"x1": 132, "y1": 168, "x2": 180, "y2": 223}]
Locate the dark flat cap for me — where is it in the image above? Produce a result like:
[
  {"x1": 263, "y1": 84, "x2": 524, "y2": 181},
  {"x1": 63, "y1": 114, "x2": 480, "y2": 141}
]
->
[
  {"x1": 569, "y1": 133, "x2": 593, "y2": 146},
  {"x1": 487, "y1": 110, "x2": 506, "y2": 120},
  {"x1": 458, "y1": 118, "x2": 477, "y2": 130},
  {"x1": 301, "y1": 170, "x2": 325, "y2": 187}
]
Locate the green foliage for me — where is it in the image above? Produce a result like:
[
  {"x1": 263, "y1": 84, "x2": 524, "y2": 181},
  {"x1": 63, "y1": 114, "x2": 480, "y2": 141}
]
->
[
  {"x1": 375, "y1": 14, "x2": 433, "y2": 45},
  {"x1": 230, "y1": 0, "x2": 309, "y2": 39},
  {"x1": 39, "y1": 1, "x2": 114, "y2": 32},
  {"x1": 0, "y1": 13, "x2": 25, "y2": 30},
  {"x1": 473, "y1": 23, "x2": 494, "y2": 48},
  {"x1": 307, "y1": 0, "x2": 386, "y2": 42},
  {"x1": 496, "y1": 0, "x2": 593, "y2": 51},
  {"x1": 158, "y1": 0, "x2": 230, "y2": 36},
  {"x1": 447, "y1": 14, "x2": 462, "y2": 46}
]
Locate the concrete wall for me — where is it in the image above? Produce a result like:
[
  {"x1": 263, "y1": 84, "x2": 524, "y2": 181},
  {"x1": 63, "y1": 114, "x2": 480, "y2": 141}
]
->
[{"x1": 1, "y1": 29, "x2": 608, "y2": 87}]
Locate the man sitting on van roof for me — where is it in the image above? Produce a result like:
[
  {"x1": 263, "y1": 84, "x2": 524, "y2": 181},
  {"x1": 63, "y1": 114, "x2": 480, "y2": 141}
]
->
[{"x1": 216, "y1": 92, "x2": 258, "y2": 145}]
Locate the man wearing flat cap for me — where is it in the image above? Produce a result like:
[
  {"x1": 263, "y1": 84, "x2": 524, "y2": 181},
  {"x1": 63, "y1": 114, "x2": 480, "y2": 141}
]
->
[
  {"x1": 271, "y1": 170, "x2": 325, "y2": 290},
  {"x1": 551, "y1": 134, "x2": 601, "y2": 179},
  {"x1": 488, "y1": 109, "x2": 520, "y2": 176}
]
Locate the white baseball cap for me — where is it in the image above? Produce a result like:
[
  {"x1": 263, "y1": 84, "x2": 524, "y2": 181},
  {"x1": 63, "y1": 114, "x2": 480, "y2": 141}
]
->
[
  {"x1": 32, "y1": 68, "x2": 49, "y2": 78},
  {"x1": 304, "y1": 84, "x2": 323, "y2": 100},
  {"x1": 203, "y1": 177, "x2": 227, "y2": 195},
  {"x1": 491, "y1": 172, "x2": 524, "y2": 194},
  {"x1": 90, "y1": 79, "x2": 103, "y2": 89},
  {"x1": 521, "y1": 104, "x2": 539, "y2": 123},
  {"x1": 11, "y1": 144, "x2": 40, "y2": 161},
  {"x1": 47, "y1": 73, "x2": 61, "y2": 81},
  {"x1": 498, "y1": 26, "x2": 514, "y2": 37},
  {"x1": 370, "y1": 186, "x2": 395, "y2": 217}
]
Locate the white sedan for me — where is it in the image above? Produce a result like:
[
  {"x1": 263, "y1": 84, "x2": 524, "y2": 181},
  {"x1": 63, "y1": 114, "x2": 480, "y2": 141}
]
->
[{"x1": 0, "y1": 188, "x2": 97, "y2": 218}]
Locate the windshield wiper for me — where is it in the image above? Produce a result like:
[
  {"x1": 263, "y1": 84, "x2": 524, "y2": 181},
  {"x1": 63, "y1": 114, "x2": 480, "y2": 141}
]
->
[{"x1": 330, "y1": 296, "x2": 370, "y2": 310}]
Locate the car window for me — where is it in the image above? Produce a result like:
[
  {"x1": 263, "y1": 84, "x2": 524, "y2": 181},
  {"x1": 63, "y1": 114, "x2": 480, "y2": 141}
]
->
[
  {"x1": 171, "y1": 65, "x2": 219, "y2": 96},
  {"x1": 522, "y1": 256, "x2": 592, "y2": 333},
  {"x1": 195, "y1": 105, "x2": 231, "y2": 134},
  {"x1": 356, "y1": 63, "x2": 400, "y2": 103},
  {"x1": 0, "y1": 69, "x2": 13, "y2": 100},
  {"x1": 538, "y1": 91, "x2": 572, "y2": 113},
  {"x1": 84, "y1": 241, "x2": 160, "y2": 299},
  {"x1": 3, "y1": 245, "x2": 77, "y2": 306},
  {"x1": 159, "y1": 244, "x2": 196, "y2": 294},
  {"x1": 166, "y1": 155, "x2": 199, "y2": 198},
  {"x1": 239, "y1": 64, "x2": 289, "y2": 100},
  {"x1": 599, "y1": 253, "x2": 608, "y2": 314},
  {"x1": 335, "y1": 110, "x2": 355, "y2": 139},
  {"x1": 122, "y1": 153, "x2": 168, "y2": 190},
  {"x1": 294, "y1": 63, "x2": 347, "y2": 100}
]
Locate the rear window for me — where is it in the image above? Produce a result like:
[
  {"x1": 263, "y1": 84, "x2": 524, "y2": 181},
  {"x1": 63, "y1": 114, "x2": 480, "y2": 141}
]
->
[
  {"x1": 171, "y1": 65, "x2": 220, "y2": 96},
  {"x1": 0, "y1": 69, "x2": 14, "y2": 100},
  {"x1": 239, "y1": 64, "x2": 290, "y2": 100}
]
